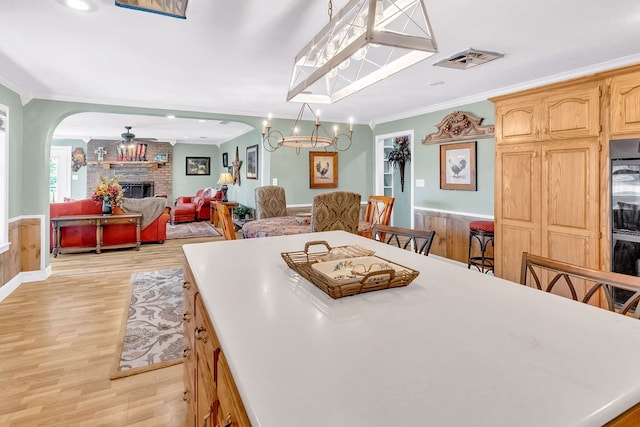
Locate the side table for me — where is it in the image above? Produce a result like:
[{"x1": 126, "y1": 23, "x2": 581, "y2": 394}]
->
[{"x1": 210, "y1": 201, "x2": 239, "y2": 227}]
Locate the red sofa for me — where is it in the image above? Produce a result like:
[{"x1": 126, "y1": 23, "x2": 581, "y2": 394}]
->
[
  {"x1": 174, "y1": 187, "x2": 224, "y2": 223},
  {"x1": 50, "y1": 198, "x2": 170, "y2": 252}
]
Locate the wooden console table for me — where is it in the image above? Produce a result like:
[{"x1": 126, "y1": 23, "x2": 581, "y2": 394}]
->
[
  {"x1": 210, "y1": 201, "x2": 238, "y2": 227},
  {"x1": 51, "y1": 213, "x2": 142, "y2": 257}
]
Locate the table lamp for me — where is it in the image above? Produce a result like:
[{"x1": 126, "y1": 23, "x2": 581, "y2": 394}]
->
[{"x1": 217, "y1": 172, "x2": 234, "y2": 202}]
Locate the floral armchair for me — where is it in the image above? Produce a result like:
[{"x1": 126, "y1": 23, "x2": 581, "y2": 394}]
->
[{"x1": 174, "y1": 187, "x2": 223, "y2": 222}]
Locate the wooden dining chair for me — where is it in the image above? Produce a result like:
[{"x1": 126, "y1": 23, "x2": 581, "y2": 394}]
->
[
  {"x1": 216, "y1": 203, "x2": 236, "y2": 240},
  {"x1": 520, "y1": 252, "x2": 640, "y2": 318},
  {"x1": 372, "y1": 224, "x2": 436, "y2": 256},
  {"x1": 358, "y1": 195, "x2": 395, "y2": 239}
]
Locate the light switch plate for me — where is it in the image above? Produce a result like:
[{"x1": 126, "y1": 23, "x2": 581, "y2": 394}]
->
[
  {"x1": 416, "y1": 179, "x2": 425, "y2": 187},
  {"x1": 272, "y1": 178, "x2": 278, "y2": 186}
]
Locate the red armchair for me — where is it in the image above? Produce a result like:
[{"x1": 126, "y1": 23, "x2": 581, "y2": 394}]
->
[{"x1": 174, "y1": 188, "x2": 224, "y2": 223}]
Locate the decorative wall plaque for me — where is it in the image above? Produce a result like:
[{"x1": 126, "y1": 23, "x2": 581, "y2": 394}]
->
[{"x1": 422, "y1": 111, "x2": 494, "y2": 144}]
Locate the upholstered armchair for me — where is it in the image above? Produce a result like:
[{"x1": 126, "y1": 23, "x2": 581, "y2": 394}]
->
[
  {"x1": 174, "y1": 187, "x2": 223, "y2": 223},
  {"x1": 255, "y1": 186, "x2": 287, "y2": 219},
  {"x1": 311, "y1": 191, "x2": 361, "y2": 233},
  {"x1": 193, "y1": 187, "x2": 224, "y2": 221}
]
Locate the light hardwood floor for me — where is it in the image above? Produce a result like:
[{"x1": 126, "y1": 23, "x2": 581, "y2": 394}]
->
[{"x1": 0, "y1": 233, "x2": 228, "y2": 426}]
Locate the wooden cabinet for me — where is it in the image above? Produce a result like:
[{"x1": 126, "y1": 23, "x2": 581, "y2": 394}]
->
[
  {"x1": 493, "y1": 81, "x2": 602, "y2": 284},
  {"x1": 182, "y1": 261, "x2": 250, "y2": 427},
  {"x1": 494, "y1": 143, "x2": 541, "y2": 281},
  {"x1": 495, "y1": 96, "x2": 540, "y2": 143},
  {"x1": 495, "y1": 83, "x2": 600, "y2": 145},
  {"x1": 610, "y1": 70, "x2": 640, "y2": 135}
]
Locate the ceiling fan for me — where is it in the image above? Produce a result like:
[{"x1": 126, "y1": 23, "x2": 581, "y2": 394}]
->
[
  {"x1": 117, "y1": 126, "x2": 156, "y2": 161},
  {"x1": 119, "y1": 126, "x2": 157, "y2": 143}
]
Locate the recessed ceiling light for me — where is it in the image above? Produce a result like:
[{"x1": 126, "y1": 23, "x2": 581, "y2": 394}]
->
[
  {"x1": 61, "y1": 0, "x2": 92, "y2": 11},
  {"x1": 198, "y1": 119, "x2": 206, "y2": 123},
  {"x1": 166, "y1": 115, "x2": 176, "y2": 119}
]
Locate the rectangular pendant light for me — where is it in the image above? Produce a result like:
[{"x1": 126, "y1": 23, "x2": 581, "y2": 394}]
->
[{"x1": 288, "y1": 0, "x2": 437, "y2": 104}]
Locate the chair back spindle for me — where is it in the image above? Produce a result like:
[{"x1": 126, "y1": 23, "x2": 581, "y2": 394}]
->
[
  {"x1": 520, "y1": 252, "x2": 640, "y2": 318},
  {"x1": 372, "y1": 224, "x2": 436, "y2": 256}
]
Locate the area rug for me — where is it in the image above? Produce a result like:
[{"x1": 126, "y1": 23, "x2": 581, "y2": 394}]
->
[
  {"x1": 111, "y1": 268, "x2": 185, "y2": 379},
  {"x1": 166, "y1": 221, "x2": 221, "y2": 239}
]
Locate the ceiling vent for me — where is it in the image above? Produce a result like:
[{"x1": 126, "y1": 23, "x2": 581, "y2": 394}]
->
[{"x1": 434, "y1": 48, "x2": 503, "y2": 70}]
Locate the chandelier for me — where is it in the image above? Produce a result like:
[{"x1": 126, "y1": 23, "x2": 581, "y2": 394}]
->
[
  {"x1": 262, "y1": 103, "x2": 353, "y2": 154},
  {"x1": 288, "y1": 0, "x2": 437, "y2": 104}
]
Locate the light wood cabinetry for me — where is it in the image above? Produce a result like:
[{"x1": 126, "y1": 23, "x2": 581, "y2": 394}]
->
[
  {"x1": 493, "y1": 81, "x2": 602, "y2": 284},
  {"x1": 493, "y1": 64, "x2": 640, "y2": 291},
  {"x1": 495, "y1": 95, "x2": 539, "y2": 143},
  {"x1": 182, "y1": 262, "x2": 250, "y2": 427},
  {"x1": 610, "y1": 70, "x2": 640, "y2": 135}
]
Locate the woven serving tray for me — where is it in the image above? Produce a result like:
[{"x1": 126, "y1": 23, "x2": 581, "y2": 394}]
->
[{"x1": 281, "y1": 240, "x2": 420, "y2": 299}]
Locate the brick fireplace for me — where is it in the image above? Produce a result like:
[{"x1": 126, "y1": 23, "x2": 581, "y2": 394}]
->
[{"x1": 86, "y1": 139, "x2": 174, "y2": 200}]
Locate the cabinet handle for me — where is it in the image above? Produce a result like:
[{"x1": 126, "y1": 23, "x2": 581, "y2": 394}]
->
[
  {"x1": 182, "y1": 281, "x2": 190, "y2": 289},
  {"x1": 183, "y1": 312, "x2": 191, "y2": 321},
  {"x1": 202, "y1": 412, "x2": 211, "y2": 427},
  {"x1": 183, "y1": 348, "x2": 191, "y2": 360},
  {"x1": 196, "y1": 327, "x2": 208, "y2": 343},
  {"x1": 182, "y1": 391, "x2": 190, "y2": 403}
]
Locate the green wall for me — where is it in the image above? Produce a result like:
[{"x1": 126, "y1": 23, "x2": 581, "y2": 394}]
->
[
  {"x1": 375, "y1": 100, "x2": 495, "y2": 224},
  {"x1": 172, "y1": 143, "x2": 221, "y2": 201}
]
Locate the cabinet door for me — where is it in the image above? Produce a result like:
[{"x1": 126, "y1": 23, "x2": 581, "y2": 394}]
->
[
  {"x1": 611, "y1": 71, "x2": 640, "y2": 135},
  {"x1": 494, "y1": 143, "x2": 541, "y2": 282},
  {"x1": 541, "y1": 139, "x2": 600, "y2": 300},
  {"x1": 216, "y1": 352, "x2": 251, "y2": 427},
  {"x1": 495, "y1": 97, "x2": 540, "y2": 144},
  {"x1": 196, "y1": 354, "x2": 216, "y2": 427},
  {"x1": 543, "y1": 83, "x2": 601, "y2": 139}
]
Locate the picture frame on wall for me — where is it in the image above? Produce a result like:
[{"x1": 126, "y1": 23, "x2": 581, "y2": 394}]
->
[
  {"x1": 222, "y1": 152, "x2": 228, "y2": 168},
  {"x1": 309, "y1": 151, "x2": 338, "y2": 188},
  {"x1": 154, "y1": 152, "x2": 168, "y2": 162},
  {"x1": 440, "y1": 141, "x2": 476, "y2": 190},
  {"x1": 246, "y1": 145, "x2": 258, "y2": 180},
  {"x1": 185, "y1": 156, "x2": 211, "y2": 176}
]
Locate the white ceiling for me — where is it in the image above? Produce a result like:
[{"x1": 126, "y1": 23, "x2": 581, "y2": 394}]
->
[{"x1": 1, "y1": 0, "x2": 640, "y2": 144}]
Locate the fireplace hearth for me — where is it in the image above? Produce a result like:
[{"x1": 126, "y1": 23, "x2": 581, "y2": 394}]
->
[{"x1": 121, "y1": 182, "x2": 154, "y2": 198}]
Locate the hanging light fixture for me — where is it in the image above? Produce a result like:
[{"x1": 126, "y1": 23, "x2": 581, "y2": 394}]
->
[
  {"x1": 262, "y1": 103, "x2": 353, "y2": 154},
  {"x1": 288, "y1": 0, "x2": 437, "y2": 104}
]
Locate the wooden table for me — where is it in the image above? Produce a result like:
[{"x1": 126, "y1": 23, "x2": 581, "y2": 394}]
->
[
  {"x1": 51, "y1": 213, "x2": 142, "y2": 257},
  {"x1": 183, "y1": 231, "x2": 640, "y2": 426},
  {"x1": 209, "y1": 201, "x2": 238, "y2": 227}
]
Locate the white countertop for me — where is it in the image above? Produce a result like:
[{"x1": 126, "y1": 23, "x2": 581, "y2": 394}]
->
[{"x1": 183, "y1": 231, "x2": 640, "y2": 427}]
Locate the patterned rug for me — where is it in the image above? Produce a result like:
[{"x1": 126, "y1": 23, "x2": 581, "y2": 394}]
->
[
  {"x1": 111, "y1": 268, "x2": 185, "y2": 379},
  {"x1": 166, "y1": 221, "x2": 221, "y2": 239}
]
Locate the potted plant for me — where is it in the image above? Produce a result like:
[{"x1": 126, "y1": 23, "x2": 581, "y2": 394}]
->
[
  {"x1": 234, "y1": 204, "x2": 251, "y2": 219},
  {"x1": 386, "y1": 136, "x2": 411, "y2": 192}
]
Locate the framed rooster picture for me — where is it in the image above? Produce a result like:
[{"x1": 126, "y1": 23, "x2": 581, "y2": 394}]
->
[
  {"x1": 440, "y1": 141, "x2": 476, "y2": 190},
  {"x1": 309, "y1": 152, "x2": 338, "y2": 188}
]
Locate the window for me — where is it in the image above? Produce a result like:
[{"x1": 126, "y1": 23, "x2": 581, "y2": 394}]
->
[{"x1": 0, "y1": 105, "x2": 8, "y2": 254}]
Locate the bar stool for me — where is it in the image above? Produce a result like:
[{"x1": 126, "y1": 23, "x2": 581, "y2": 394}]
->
[{"x1": 468, "y1": 220, "x2": 494, "y2": 273}]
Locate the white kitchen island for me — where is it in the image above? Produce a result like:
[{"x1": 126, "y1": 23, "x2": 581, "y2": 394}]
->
[{"x1": 183, "y1": 230, "x2": 640, "y2": 427}]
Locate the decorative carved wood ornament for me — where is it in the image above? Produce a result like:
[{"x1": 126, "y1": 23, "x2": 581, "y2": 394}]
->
[{"x1": 422, "y1": 111, "x2": 494, "y2": 144}]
